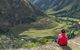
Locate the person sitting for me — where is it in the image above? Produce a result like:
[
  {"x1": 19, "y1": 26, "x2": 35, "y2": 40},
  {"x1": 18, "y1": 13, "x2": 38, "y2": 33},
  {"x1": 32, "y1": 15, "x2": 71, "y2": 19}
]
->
[{"x1": 57, "y1": 29, "x2": 68, "y2": 46}]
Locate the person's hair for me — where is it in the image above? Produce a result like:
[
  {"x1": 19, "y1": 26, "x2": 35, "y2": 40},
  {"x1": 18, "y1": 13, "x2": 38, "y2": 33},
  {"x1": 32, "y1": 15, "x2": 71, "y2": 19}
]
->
[{"x1": 61, "y1": 29, "x2": 65, "y2": 33}]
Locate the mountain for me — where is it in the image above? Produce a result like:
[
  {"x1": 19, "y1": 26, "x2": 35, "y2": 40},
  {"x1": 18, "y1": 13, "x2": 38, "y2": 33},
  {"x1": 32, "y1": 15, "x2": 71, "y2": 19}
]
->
[
  {"x1": 0, "y1": 0, "x2": 80, "y2": 32},
  {"x1": 29, "y1": 0, "x2": 80, "y2": 18},
  {"x1": 0, "y1": 0, "x2": 46, "y2": 32}
]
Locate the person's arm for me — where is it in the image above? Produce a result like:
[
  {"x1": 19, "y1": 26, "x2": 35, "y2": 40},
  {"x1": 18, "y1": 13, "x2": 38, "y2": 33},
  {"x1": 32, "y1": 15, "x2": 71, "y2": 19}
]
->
[{"x1": 57, "y1": 34, "x2": 61, "y2": 43}]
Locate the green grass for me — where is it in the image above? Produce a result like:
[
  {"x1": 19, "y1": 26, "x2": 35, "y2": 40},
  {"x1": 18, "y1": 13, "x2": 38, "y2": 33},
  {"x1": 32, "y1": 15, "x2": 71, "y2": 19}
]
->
[
  {"x1": 20, "y1": 28, "x2": 53, "y2": 38},
  {"x1": 19, "y1": 22, "x2": 67, "y2": 38},
  {"x1": 10, "y1": 21, "x2": 69, "y2": 48},
  {"x1": 19, "y1": 21, "x2": 80, "y2": 48},
  {"x1": 8, "y1": 16, "x2": 80, "y2": 48}
]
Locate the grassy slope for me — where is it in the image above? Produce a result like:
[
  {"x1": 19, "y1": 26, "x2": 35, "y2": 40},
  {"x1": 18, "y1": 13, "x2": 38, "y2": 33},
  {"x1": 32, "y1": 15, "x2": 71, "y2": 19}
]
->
[
  {"x1": 17, "y1": 22, "x2": 67, "y2": 38},
  {"x1": 0, "y1": 17, "x2": 79, "y2": 49},
  {"x1": 23, "y1": 37, "x2": 80, "y2": 50},
  {"x1": 8, "y1": 16, "x2": 80, "y2": 48}
]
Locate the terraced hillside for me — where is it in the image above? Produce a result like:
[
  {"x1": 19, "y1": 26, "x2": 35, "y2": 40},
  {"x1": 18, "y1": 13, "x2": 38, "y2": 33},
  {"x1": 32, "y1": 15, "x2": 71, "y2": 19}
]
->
[{"x1": 29, "y1": 0, "x2": 80, "y2": 18}]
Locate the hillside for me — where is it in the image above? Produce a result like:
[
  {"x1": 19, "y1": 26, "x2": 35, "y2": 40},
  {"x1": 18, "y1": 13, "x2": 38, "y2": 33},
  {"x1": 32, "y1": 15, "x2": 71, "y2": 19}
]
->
[
  {"x1": 0, "y1": 0, "x2": 80, "y2": 32},
  {"x1": 29, "y1": 0, "x2": 80, "y2": 18},
  {"x1": 0, "y1": 0, "x2": 80, "y2": 50},
  {"x1": 0, "y1": 0, "x2": 46, "y2": 32},
  {"x1": 5, "y1": 36, "x2": 80, "y2": 50}
]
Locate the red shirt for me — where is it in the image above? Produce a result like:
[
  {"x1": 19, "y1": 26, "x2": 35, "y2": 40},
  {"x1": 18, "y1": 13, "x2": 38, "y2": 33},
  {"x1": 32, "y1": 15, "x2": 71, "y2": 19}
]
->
[{"x1": 57, "y1": 33, "x2": 68, "y2": 46}]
